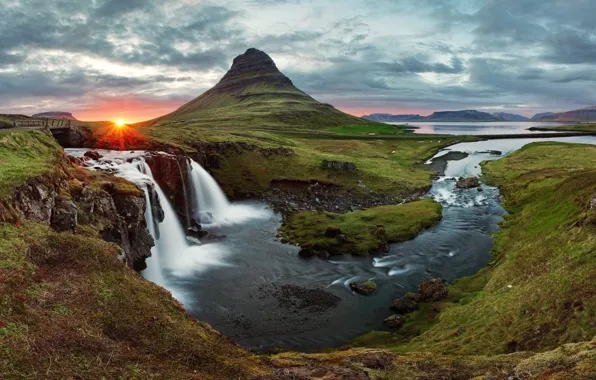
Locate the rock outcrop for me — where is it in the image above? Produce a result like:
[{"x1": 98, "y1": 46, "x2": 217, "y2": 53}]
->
[
  {"x1": 2, "y1": 159, "x2": 156, "y2": 271},
  {"x1": 417, "y1": 279, "x2": 448, "y2": 302},
  {"x1": 384, "y1": 314, "x2": 405, "y2": 328},
  {"x1": 322, "y1": 160, "x2": 357, "y2": 172},
  {"x1": 391, "y1": 292, "x2": 420, "y2": 314},
  {"x1": 456, "y1": 176, "x2": 480, "y2": 189}
]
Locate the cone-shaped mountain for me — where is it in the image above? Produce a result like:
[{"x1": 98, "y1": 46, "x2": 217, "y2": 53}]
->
[{"x1": 154, "y1": 48, "x2": 367, "y2": 129}]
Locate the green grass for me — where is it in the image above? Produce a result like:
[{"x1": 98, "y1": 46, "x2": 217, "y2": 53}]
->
[
  {"x1": 281, "y1": 199, "x2": 442, "y2": 256},
  {"x1": 0, "y1": 131, "x2": 63, "y2": 197},
  {"x1": 326, "y1": 123, "x2": 416, "y2": 136}
]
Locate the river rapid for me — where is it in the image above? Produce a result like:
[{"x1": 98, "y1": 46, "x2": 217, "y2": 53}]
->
[{"x1": 65, "y1": 135, "x2": 596, "y2": 352}]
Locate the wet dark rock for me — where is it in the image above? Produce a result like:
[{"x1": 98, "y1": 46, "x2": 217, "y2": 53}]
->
[
  {"x1": 478, "y1": 150, "x2": 502, "y2": 155},
  {"x1": 50, "y1": 199, "x2": 77, "y2": 233},
  {"x1": 391, "y1": 292, "x2": 420, "y2": 314},
  {"x1": 384, "y1": 314, "x2": 405, "y2": 328},
  {"x1": 83, "y1": 150, "x2": 102, "y2": 160},
  {"x1": 145, "y1": 152, "x2": 191, "y2": 222},
  {"x1": 349, "y1": 281, "x2": 377, "y2": 295},
  {"x1": 456, "y1": 176, "x2": 480, "y2": 189},
  {"x1": 298, "y1": 247, "x2": 316, "y2": 258},
  {"x1": 187, "y1": 219, "x2": 208, "y2": 239},
  {"x1": 321, "y1": 159, "x2": 357, "y2": 172},
  {"x1": 417, "y1": 278, "x2": 448, "y2": 302}
]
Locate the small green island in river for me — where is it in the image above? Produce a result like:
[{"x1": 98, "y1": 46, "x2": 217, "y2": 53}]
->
[{"x1": 1, "y1": 3, "x2": 596, "y2": 379}]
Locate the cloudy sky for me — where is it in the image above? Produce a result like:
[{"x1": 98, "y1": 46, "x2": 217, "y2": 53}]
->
[{"x1": 1, "y1": 0, "x2": 596, "y2": 122}]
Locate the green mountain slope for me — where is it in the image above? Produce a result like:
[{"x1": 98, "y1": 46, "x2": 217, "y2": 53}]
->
[{"x1": 150, "y1": 48, "x2": 367, "y2": 130}]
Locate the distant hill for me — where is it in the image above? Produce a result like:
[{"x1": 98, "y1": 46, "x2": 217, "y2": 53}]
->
[
  {"x1": 362, "y1": 114, "x2": 423, "y2": 122},
  {"x1": 550, "y1": 106, "x2": 596, "y2": 121},
  {"x1": 425, "y1": 110, "x2": 501, "y2": 121},
  {"x1": 151, "y1": 48, "x2": 367, "y2": 129},
  {"x1": 492, "y1": 112, "x2": 529, "y2": 121},
  {"x1": 362, "y1": 110, "x2": 501, "y2": 122},
  {"x1": 33, "y1": 112, "x2": 77, "y2": 120},
  {"x1": 531, "y1": 112, "x2": 556, "y2": 120}
]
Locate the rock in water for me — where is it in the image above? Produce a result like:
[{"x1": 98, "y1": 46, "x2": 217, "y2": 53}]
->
[
  {"x1": 417, "y1": 278, "x2": 448, "y2": 302},
  {"x1": 456, "y1": 176, "x2": 480, "y2": 189},
  {"x1": 391, "y1": 292, "x2": 420, "y2": 314},
  {"x1": 350, "y1": 281, "x2": 377, "y2": 295},
  {"x1": 83, "y1": 150, "x2": 102, "y2": 161},
  {"x1": 384, "y1": 314, "x2": 405, "y2": 328}
]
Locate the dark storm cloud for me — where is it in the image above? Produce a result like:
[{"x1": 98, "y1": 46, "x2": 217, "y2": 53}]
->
[{"x1": 1, "y1": 0, "x2": 596, "y2": 117}]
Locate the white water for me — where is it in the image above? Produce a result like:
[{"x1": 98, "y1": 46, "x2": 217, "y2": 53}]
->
[
  {"x1": 188, "y1": 160, "x2": 230, "y2": 223},
  {"x1": 188, "y1": 159, "x2": 269, "y2": 226}
]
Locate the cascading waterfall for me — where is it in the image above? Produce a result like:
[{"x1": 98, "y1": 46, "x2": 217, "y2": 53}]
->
[
  {"x1": 188, "y1": 159, "x2": 231, "y2": 224},
  {"x1": 106, "y1": 158, "x2": 232, "y2": 291}
]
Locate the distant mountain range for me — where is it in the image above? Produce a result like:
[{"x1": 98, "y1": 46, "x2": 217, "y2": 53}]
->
[
  {"x1": 492, "y1": 112, "x2": 529, "y2": 121},
  {"x1": 33, "y1": 112, "x2": 78, "y2": 120},
  {"x1": 531, "y1": 112, "x2": 556, "y2": 121},
  {"x1": 363, "y1": 110, "x2": 501, "y2": 122},
  {"x1": 532, "y1": 106, "x2": 596, "y2": 121}
]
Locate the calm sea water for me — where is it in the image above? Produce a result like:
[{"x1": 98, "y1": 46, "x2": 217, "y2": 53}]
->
[{"x1": 387, "y1": 121, "x2": 577, "y2": 135}]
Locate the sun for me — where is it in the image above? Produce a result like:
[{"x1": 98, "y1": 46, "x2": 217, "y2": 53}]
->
[{"x1": 114, "y1": 119, "x2": 126, "y2": 127}]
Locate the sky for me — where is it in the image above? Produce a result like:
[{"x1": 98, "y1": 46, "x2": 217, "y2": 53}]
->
[{"x1": 1, "y1": 0, "x2": 596, "y2": 122}]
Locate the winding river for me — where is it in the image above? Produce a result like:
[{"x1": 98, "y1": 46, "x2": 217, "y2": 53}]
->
[{"x1": 65, "y1": 134, "x2": 596, "y2": 352}]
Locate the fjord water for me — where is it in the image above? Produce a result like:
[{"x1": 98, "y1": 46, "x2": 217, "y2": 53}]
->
[
  {"x1": 65, "y1": 135, "x2": 596, "y2": 351},
  {"x1": 392, "y1": 121, "x2": 576, "y2": 135}
]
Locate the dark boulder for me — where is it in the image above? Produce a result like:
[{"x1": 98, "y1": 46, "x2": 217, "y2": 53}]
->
[
  {"x1": 83, "y1": 150, "x2": 102, "y2": 160},
  {"x1": 321, "y1": 160, "x2": 357, "y2": 172},
  {"x1": 50, "y1": 199, "x2": 78, "y2": 233},
  {"x1": 350, "y1": 281, "x2": 377, "y2": 295},
  {"x1": 391, "y1": 292, "x2": 420, "y2": 314},
  {"x1": 456, "y1": 176, "x2": 480, "y2": 189},
  {"x1": 384, "y1": 314, "x2": 405, "y2": 328},
  {"x1": 417, "y1": 278, "x2": 448, "y2": 302}
]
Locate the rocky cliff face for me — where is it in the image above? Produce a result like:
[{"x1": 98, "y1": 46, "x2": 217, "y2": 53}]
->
[{"x1": 0, "y1": 158, "x2": 155, "y2": 270}]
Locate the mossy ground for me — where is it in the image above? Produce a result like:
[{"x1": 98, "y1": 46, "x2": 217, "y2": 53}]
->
[
  {"x1": 281, "y1": 199, "x2": 442, "y2": 256},
  {"x1": 0, "y1": 222, "x2": 266, "y2": 379},
  {"x1": 0, "y1": 131, "x2": 63, "y2": 197},
  {"x1": 353, "y1": 142, "x2": 596, "y2": 361}
]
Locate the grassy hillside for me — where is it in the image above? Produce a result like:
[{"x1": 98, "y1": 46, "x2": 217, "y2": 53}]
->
[
  {"x1": 0, "y1": 131, "x2": 63, "y2": 197},
  {"x1": 354, "y1": 142, "x2": 596, "y2": 360}
]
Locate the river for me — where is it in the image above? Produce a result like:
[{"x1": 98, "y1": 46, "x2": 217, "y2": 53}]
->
[{"x1": 64, "y1": 135, "x2": 596, "y2": 352}]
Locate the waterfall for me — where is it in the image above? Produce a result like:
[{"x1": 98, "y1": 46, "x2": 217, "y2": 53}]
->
[{"x1": 188, "y1": 159, "x2": 230, "y2": 224}]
